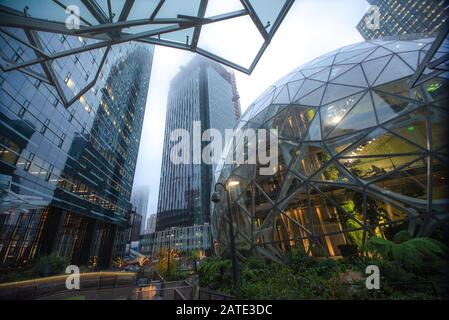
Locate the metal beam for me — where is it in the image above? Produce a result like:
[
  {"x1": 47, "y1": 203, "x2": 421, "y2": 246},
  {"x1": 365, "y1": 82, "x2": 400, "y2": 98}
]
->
[
  {"x1": 150, "y1": 0, "x2": 165, "y2": 20},
  {"x1": 0, "y1": 0, "x2": 296, "y2": 78},
  {"x1": 81, "y1": 0, "x2": 109, "y2": 24},
  {"x1": 409, "y1": 22, "x2": 449, "y2": 88},
  {"x1": 240, "y1": 0, "x2": 269, "y2": 42},
  {"x1": 118, "y1": 0, "x2": 135, "y2": 22},
  {"x1": 65, "y1": 46, "x2": 111, "y2": 107},
  {"x1": 191, "y1": 0, "x2": 208, "y2": 51}
]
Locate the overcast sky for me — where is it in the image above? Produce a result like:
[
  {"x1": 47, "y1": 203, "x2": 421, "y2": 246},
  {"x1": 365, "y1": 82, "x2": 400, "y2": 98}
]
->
[{"x1": 132, "y1": 0, "x2": 370, "y2": 221}]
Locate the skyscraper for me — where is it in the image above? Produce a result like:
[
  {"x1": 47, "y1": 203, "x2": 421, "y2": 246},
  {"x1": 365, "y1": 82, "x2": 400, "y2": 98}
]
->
[
  {"x1": 130, "y1": 186, "x2": 150, "y2": 234},
  {"x1": 0, "y1": 28, "x2": 153, "y2": 268},
  {"x1": 156, "y1": 56, "x2": 241, "y2": 231},
  {"x1": 356, "y1": 0, "x2": 449, "y2": 40},
  {"x1": 146, "y1": 214, "x2": 157, "y2": 234}
]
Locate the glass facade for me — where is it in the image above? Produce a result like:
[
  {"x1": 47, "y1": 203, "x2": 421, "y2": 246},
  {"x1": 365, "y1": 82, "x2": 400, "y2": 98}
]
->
[
  {"x1": 356, "y1": 0, "x2": 448, "y2": 40},
  {"x1": 212, "y1": 36, "x2": 449, "y2": 262},
  {"x1": 157, "y1": 56, "x2": 241, "y2": 232},
  {"x1": 140, "y1": 224, "x2": 211, "y2": 257},
  {"x1": 0, "y1": 28, "x2": 153, "y2": 268},
  {"x1": 130, "y1": 185, "x2": 149, "y2": 234}
]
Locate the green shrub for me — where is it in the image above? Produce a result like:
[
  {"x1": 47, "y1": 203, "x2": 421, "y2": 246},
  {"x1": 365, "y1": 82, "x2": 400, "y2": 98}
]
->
[
  {"x1": 363, "y1": 236, "x2": 448, "y2": 274},
  {"x1": 33, "y1": 252, "x2": 70, "y2": 277},
  {"x1": 197, "y1": 257, "x2": 233, "y2": 293}
]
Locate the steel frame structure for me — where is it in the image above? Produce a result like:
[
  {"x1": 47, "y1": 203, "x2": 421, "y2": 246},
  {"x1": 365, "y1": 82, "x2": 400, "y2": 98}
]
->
[
  {"x1": 211, "y1": 36, "x2": 449, "y2": 262},
  {"x1": 409, "y1": 22, "x2": 449, "y2": 88},
  {"x1": 0, "y1": 0, "x2": 294, "y2": 107}
]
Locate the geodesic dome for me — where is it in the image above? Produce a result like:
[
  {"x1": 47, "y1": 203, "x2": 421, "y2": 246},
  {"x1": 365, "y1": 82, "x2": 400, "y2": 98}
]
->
[{"x1": 211, "y1": 36, "x2": 449, "y2": 262}]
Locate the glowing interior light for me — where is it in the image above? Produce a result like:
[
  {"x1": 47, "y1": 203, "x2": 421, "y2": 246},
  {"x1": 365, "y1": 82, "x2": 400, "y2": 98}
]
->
[{"x1": 228, "y1": 180, "x2": 240, "y2": 187}]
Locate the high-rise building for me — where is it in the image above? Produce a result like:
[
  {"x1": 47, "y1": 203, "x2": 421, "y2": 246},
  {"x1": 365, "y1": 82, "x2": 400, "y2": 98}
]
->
[
  {"x1": 356, "y1": 0, "x2": 449, "y2": 40},
  {"x1": 0, "y1": 28, "x2": 153, "y2": 268},
  {"x1": 146, "y1": 214, "x2": 157, "y2": 234},
  {"x1": 156, "y1": 56, "x2": 241, "y2": 232},
  {"x1": 130, "y1": 186, "x2": 150, "y2": 234}
]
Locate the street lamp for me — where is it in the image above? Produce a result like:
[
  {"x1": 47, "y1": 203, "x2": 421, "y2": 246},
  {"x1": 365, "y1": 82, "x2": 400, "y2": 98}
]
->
[{"x1": 211, "y1": 181, "x2": 239, "y2": 290}]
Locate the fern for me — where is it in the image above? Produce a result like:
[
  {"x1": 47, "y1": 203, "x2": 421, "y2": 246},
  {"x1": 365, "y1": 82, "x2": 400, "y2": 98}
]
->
[{"x1": 363, "y1": 236, "x2": 448, "y2": 274}]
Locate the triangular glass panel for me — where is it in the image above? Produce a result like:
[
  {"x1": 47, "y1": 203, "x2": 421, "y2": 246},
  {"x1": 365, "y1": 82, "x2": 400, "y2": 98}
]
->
[
  {"x1": 287, "y1": 79, "x2": 304, "y2": 101},
  {"x1": 308, "y1": 67, "x2": 331, "y2": 82},
  {"x1": 249, "y1": 105, "x2": 275, "y2": 125},
  {"x1": 321, "y1": 83, "x2": 365, "y2": 105},
  {"x1": 290, "y1": 143, "x2": 333, "y2": 178},
  {"x1": 306, "y1": 55, "x2": 335, "y2": 68},
  {"x1": 205, "y1": 0, "x2": 245, "y2": 17},
  {"x1": 421, "y1": 76, "x2": 448, "y2": 102},
  {"x1": 342, "y1": 49, "x2": 377, "y2": 64},
  {"x1": 375, "y1": 79, "x2": 423, "y2": 101},
  {"x1": 339, "y1": 42, "x2": 366, "y2": 53},
  {"x1": 364, "y1": 46, "x2": 394, "y2": 61},
  {"x1": 296, "y1": 86, "x2": 325, "y2": 107},
  {"x1": 342, "y1": 41, "x2": 378, "y2": 52},
  {"x1": 260, "y1": 105, "x2": 287, "y2": 128},
  {"x1": 331, "y1": 65, "x2": 369, "y2": 87},
  {"x1": 324, "y1": 129, "x2": 371, "y2": 156},
  {"x1": 374, "y1": 55, "x2": 415, "y2": 86},
  {"x1": 253, "y1": 172, "x2": 282, "y2": 203},
  {"x1": 198, "y1": 14, "x2": 264, "y2": 69},
  {"x1": 372, "y1": 91, "x2": 420, "y2": 123},
  {"x1": 381, "y1": 108, "x2": 428, "y2": 150},
  {"x1": 272, "y1": 84, "x2": 290, "y2": 104},
  {"x1": 342, "y1": 127, "x2": 421, "y2": 157},
  {"x1": 304, "y1": 112, "x2": 322, "y2": 141},
  {"x1": 328, "y1": 64, "x2": 357, "y2": 81},
  {"x1": 248, "y1": 88, "x2": 275, "y2": 119},
  {"x1": 361, "y1": 55, "x2": 392, "y2": 85},
  {"x1": 320, "y1": 92, "x2": 365, "y2": 137},
  {"x1": 261, "y1": 106, "x2": 290, "y2": 131},
  {"x1": 278, "y1": 106, "x2": 316, "y2": 140},
  {"x1": 335, "y1": 48, "x2": 374, "y2": 64},
  {"x1": 428, "y1": 106, "x2": 449, "y2": 151},
  {"x1": 292, "y1": 79, "x2": 325, "y2": 101},
  {"x1": 383, "y1": 41, "x2": 423, "y2": 53},
  {"x1": 302, "y1": 66, "x2": 328, "y2": 78},
  {"x1": 247, "y1": 0, "x2": 287, "y2": 33},
  {"x1": 338, "y1": 155, "x2": 422, "y2": 181},
  {"x1": 311, "y1": 161, "x2": 353, "y2": 184},
  {"x1": 156, "y1": 0, "x2": 202, "y2": 18},
  {"x1": 126, "y1": 0, "x2": 159, "y2": 20},
  {"x1": 398, "y1": 51, "x2": 420, "y2": 70},
  {"x1": 327, "y1": 92, "x2": 377, "y2": 138},
  {"x1": 372, "y1": 157, "x2": 428, "y2": 199}
]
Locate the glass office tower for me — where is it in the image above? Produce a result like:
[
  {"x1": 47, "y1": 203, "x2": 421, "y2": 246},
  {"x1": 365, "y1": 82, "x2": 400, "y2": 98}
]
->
[
  {"x1": 0, "y1": 28, "x2": 153, "y2": 268},
  {"x1": 157, "y1": 56, "x2": 241, "y2": 231},
  {"x1": 212, "y1": 36, "x2": 448, "y2": 262},
  {"x1": 356, "y1": 0, "x2": 449, "y2": 40},
  {"x1": 131, "y1": 185, "x2": 150, "y2": 234}
]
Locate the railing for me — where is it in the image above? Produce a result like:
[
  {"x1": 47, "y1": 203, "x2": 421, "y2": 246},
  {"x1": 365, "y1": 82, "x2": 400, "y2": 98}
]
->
[
  {"x1": 0, "y1": 272, "x2": 135, "y2": 300},
  {"x1": 199, "y1": 288, "x2": 235, "y2": 300}
]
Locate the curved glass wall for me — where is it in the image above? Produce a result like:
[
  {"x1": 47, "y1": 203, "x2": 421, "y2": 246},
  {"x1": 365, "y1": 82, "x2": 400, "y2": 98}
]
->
[{"x1": 212, "y1": 36, "x2": 449, "y2": 262}]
